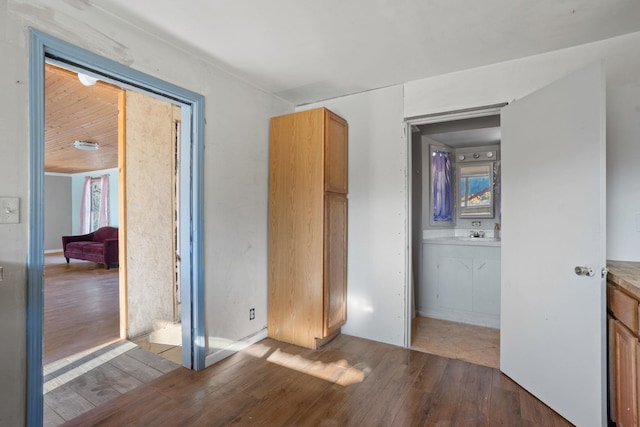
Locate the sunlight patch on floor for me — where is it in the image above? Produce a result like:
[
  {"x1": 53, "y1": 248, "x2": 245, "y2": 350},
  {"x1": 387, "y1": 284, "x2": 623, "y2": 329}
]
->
[
  {"x1": 43, "y1": 341, "x2": 137, "y2": 394},
  {"x1": 149, "y1": 319, "x2": 181, "y2": 346},
  {"x1": 267, "y1": 348, "x2": 365, "y2": 386},
  {"x1": 241, "y1": 342, "x2": 272, "y2": 359}
]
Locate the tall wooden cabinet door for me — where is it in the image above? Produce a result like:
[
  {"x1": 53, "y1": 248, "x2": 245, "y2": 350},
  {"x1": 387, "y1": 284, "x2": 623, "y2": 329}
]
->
[
  {"x1": 324, "y1": 192, "x2": 347, "y2": 336},
  {"x1": 324, "y1": 110, "x2": 348, "y2": 194},
  {"x1": 268, "y1": 111, "x2": 325, "y2": 347},
  {"x1": 613, "y1": 319, "x2": 638, "y2": 427}
]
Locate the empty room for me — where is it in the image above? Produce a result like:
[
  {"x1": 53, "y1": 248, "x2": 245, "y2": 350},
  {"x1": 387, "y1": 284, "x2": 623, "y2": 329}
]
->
[{"x1": 2, "y1": 1, "x2": 640, "y2": 426}]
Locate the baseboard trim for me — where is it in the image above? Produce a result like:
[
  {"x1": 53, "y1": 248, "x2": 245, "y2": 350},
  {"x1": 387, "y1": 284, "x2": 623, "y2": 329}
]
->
[
  {"x1": 44, "y1": 249, "x2": 63, "y2": 254},
  {"x1": 204, "y1": 328, "x2": 268, "y2": 368}
]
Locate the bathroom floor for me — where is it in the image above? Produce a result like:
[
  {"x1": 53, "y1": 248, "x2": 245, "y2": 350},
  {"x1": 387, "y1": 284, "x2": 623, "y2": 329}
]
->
[
  {"x1": 131, "y1": 333, "x2": 182, "y2": 364},
  {"x1": 411, "y1": 316, "x2": 500, "y2": 369}
]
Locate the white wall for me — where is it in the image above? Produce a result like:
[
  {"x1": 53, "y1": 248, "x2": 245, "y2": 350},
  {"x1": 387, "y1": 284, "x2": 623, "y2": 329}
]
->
[
  {"x1": 1, "y1": 1, "x2": 30, "y2": 424},
  {"x1": 606, "y1": 82, "x2": 640, "y2": 261},
  {"x1": 405, "y1": 31, "x2": 640, "y2": 261},
  {"x1": 44, "y1": 175, "x2": 72, "y2": 251},
  {"x1": 297, "y1": 86, "x2": 408, "y2": 347},
  {"x1": 293, "y1": 31, "x2": 640, "y2": 352},
  {"x1": 1, "y1": 1, "x2": 292, "y2": 424},
  {"x1": 202, "y1": 67, "x2": 292, "y2": 359}
]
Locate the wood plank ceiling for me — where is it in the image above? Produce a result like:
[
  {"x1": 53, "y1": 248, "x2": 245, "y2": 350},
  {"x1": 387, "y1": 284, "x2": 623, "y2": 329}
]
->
[{"x1": 45, "y1": 63, "x2": 121, "y2": 174}]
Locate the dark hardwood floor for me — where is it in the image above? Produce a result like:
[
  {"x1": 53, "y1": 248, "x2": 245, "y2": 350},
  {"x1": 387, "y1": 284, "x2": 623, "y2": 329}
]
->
[
  {"x1": 43, "y1": 254, "x2": 572, "y2": 426},
  {"x1": 44, "y1": 253, "x2": 120, "y2": 365},
  {"x1": 64, "y1": 335, "x2": 573, "y2": 426}
]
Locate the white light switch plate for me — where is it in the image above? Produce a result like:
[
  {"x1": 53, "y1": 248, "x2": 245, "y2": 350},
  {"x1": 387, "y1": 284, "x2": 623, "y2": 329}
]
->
[{"x1": 0, "y1": 197, "x2": 19, "y2": 224}]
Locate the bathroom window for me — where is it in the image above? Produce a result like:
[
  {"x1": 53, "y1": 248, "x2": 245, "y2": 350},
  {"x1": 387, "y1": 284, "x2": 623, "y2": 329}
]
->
[{"x1": 458, "y1": 163, "x2": 494, "y2": 218}]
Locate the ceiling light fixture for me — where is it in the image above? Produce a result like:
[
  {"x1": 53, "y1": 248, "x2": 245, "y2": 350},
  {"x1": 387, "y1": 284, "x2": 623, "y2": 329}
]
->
[
  {"x1": 77, "y1": 72, "x2": 98, "y2": 86},
  {"x1": 73, "y1": 140, "x2": 100, "y2": 151}
]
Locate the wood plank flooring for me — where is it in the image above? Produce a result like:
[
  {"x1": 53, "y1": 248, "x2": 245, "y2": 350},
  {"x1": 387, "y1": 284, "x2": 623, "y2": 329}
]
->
[
  {"x1": 44, "y1": 253, "x2": 120, "y2": 365},
  {"x1": 43, "y1": 340, "x2": 180, "y2": 427},
  {"x1": 65, "y1": 335, "x2": 573, "y2": 426},
  {"x1": 44, "y1": 340, "x2": 179, "y2": 426}
]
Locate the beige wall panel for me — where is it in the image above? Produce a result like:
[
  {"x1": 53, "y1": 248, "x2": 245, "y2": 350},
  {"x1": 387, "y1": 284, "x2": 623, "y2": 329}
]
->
[{"x1": 125, "y1": 91, "x2": 176, "y2": 338}]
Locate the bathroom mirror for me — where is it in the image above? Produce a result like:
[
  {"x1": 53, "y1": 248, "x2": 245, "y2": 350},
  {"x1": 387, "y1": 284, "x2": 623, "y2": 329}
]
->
[{"x1": 458, "y1": 162, "x2": 494, "y2": 218}]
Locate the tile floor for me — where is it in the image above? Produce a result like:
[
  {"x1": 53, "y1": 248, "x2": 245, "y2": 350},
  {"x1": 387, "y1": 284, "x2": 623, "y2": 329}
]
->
[
  {"x1": 411, "y1": 316, "x2": 500, "y2": 369},
  {"x1": 43, "y1": 340, "x2": 180, "y2": 426}
]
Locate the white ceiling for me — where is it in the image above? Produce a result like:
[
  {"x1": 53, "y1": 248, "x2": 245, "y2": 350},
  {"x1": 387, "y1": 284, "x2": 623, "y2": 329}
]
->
[
  {"x1": 417, "y1": 115, "x2": 501, "y2": 148},
  {"x1": 97, "y1": 0, "x2": 640, "y2": 105}
]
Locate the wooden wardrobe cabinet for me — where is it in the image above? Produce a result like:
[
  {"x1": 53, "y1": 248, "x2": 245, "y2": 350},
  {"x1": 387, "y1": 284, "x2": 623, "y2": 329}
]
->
[{"x1": 268, "y1": 107, "x2": 348, "y2": 349}]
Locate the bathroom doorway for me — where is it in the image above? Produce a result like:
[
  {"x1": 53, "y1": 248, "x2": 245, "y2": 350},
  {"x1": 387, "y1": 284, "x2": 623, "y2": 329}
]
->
[{"x1": 408, "y1": 109, "x2": 503, "y2": 369}]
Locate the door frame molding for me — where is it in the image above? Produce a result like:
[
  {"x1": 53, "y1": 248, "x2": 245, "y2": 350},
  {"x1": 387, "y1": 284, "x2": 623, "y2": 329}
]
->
[
  {"x1": 27, "y1": 30, "x2": 205, "y2": 427},
  {"x1": 403, "y1": 103, "x2": 506, "y2": 348}
]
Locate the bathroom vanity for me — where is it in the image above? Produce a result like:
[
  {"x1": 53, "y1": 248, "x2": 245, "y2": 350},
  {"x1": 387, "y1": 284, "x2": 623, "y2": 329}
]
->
[
  {"x1": 420, "y1": 237, "x2": 501, "y2": 328},
  {"x1": 607, "y1": 261, "x2": 640, "y2": 427},
  {"x1": 417, "y1": 133, "x2": 502, "y2": 329}
]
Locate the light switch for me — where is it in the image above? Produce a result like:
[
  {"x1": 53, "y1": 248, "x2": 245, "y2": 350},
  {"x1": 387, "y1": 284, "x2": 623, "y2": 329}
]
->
[{"x1": 0, "y1": 197, "x2": 19, "y2": 224}]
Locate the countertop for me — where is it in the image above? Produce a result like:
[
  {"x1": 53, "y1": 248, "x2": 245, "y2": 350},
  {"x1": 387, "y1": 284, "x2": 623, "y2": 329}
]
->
[
  {"x1": 607, "y1": 260, "x2": 640, "y2": 300},
  {"x1": 423, "y1": 237, "x2": 501, "y2": 247}
]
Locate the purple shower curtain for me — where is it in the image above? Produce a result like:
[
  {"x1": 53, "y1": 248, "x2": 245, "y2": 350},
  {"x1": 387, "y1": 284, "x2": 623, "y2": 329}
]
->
[{"x1": 432, "y1": 151, "x2": 452, "y2": 222}]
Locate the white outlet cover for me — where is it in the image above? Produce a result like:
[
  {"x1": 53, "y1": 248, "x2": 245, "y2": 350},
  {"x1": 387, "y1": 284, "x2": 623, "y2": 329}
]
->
[{"x1": 0, "y1": 197, "x2": 19, "y2": 224}]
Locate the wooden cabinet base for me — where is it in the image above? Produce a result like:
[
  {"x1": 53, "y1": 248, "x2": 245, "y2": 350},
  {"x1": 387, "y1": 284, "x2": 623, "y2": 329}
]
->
[
  {"x1": 314, "y1": 328, "x2": 342, "y2": 349},
  {"x1": 608, "y1": 277, "x2": 640, "y2": 426},
  {"x1": 612, "y1": 319, "x2": 638, "y2": 427}
]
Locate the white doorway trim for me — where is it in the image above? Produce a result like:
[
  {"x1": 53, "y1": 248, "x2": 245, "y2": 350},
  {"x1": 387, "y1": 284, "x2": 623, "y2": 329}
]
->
[{"x1": 403, "y1": 103, "x2": 507, "y2": 348}]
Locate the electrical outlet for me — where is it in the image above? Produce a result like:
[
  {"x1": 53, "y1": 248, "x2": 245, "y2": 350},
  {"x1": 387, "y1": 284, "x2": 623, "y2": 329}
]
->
[{"x1": 249, "y1": 308, "x2": 255, "y2": 320}]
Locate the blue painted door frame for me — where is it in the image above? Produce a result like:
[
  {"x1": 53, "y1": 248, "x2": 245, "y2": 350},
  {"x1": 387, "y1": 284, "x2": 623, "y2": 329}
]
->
[{"x1": 27, "y1": 30, "x2": 205, "y2": 427}]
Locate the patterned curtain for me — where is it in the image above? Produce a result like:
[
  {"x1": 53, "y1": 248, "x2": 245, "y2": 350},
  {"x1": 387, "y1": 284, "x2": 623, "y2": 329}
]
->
[
  {"x1": 432, "y1": 151, "x2": 453, "y2": 222},
  {"x1": 98, "y1": 174, "x2": 110, "y2": 228},
  {"x1": 78, "y1": 176, "x2": 92, "y2": 233}
]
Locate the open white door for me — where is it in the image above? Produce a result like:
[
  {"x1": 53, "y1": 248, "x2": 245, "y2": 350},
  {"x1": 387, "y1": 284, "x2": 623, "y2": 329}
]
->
[{"x1": 501, "y1": 64, "x2": 606, "y2": 427}]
